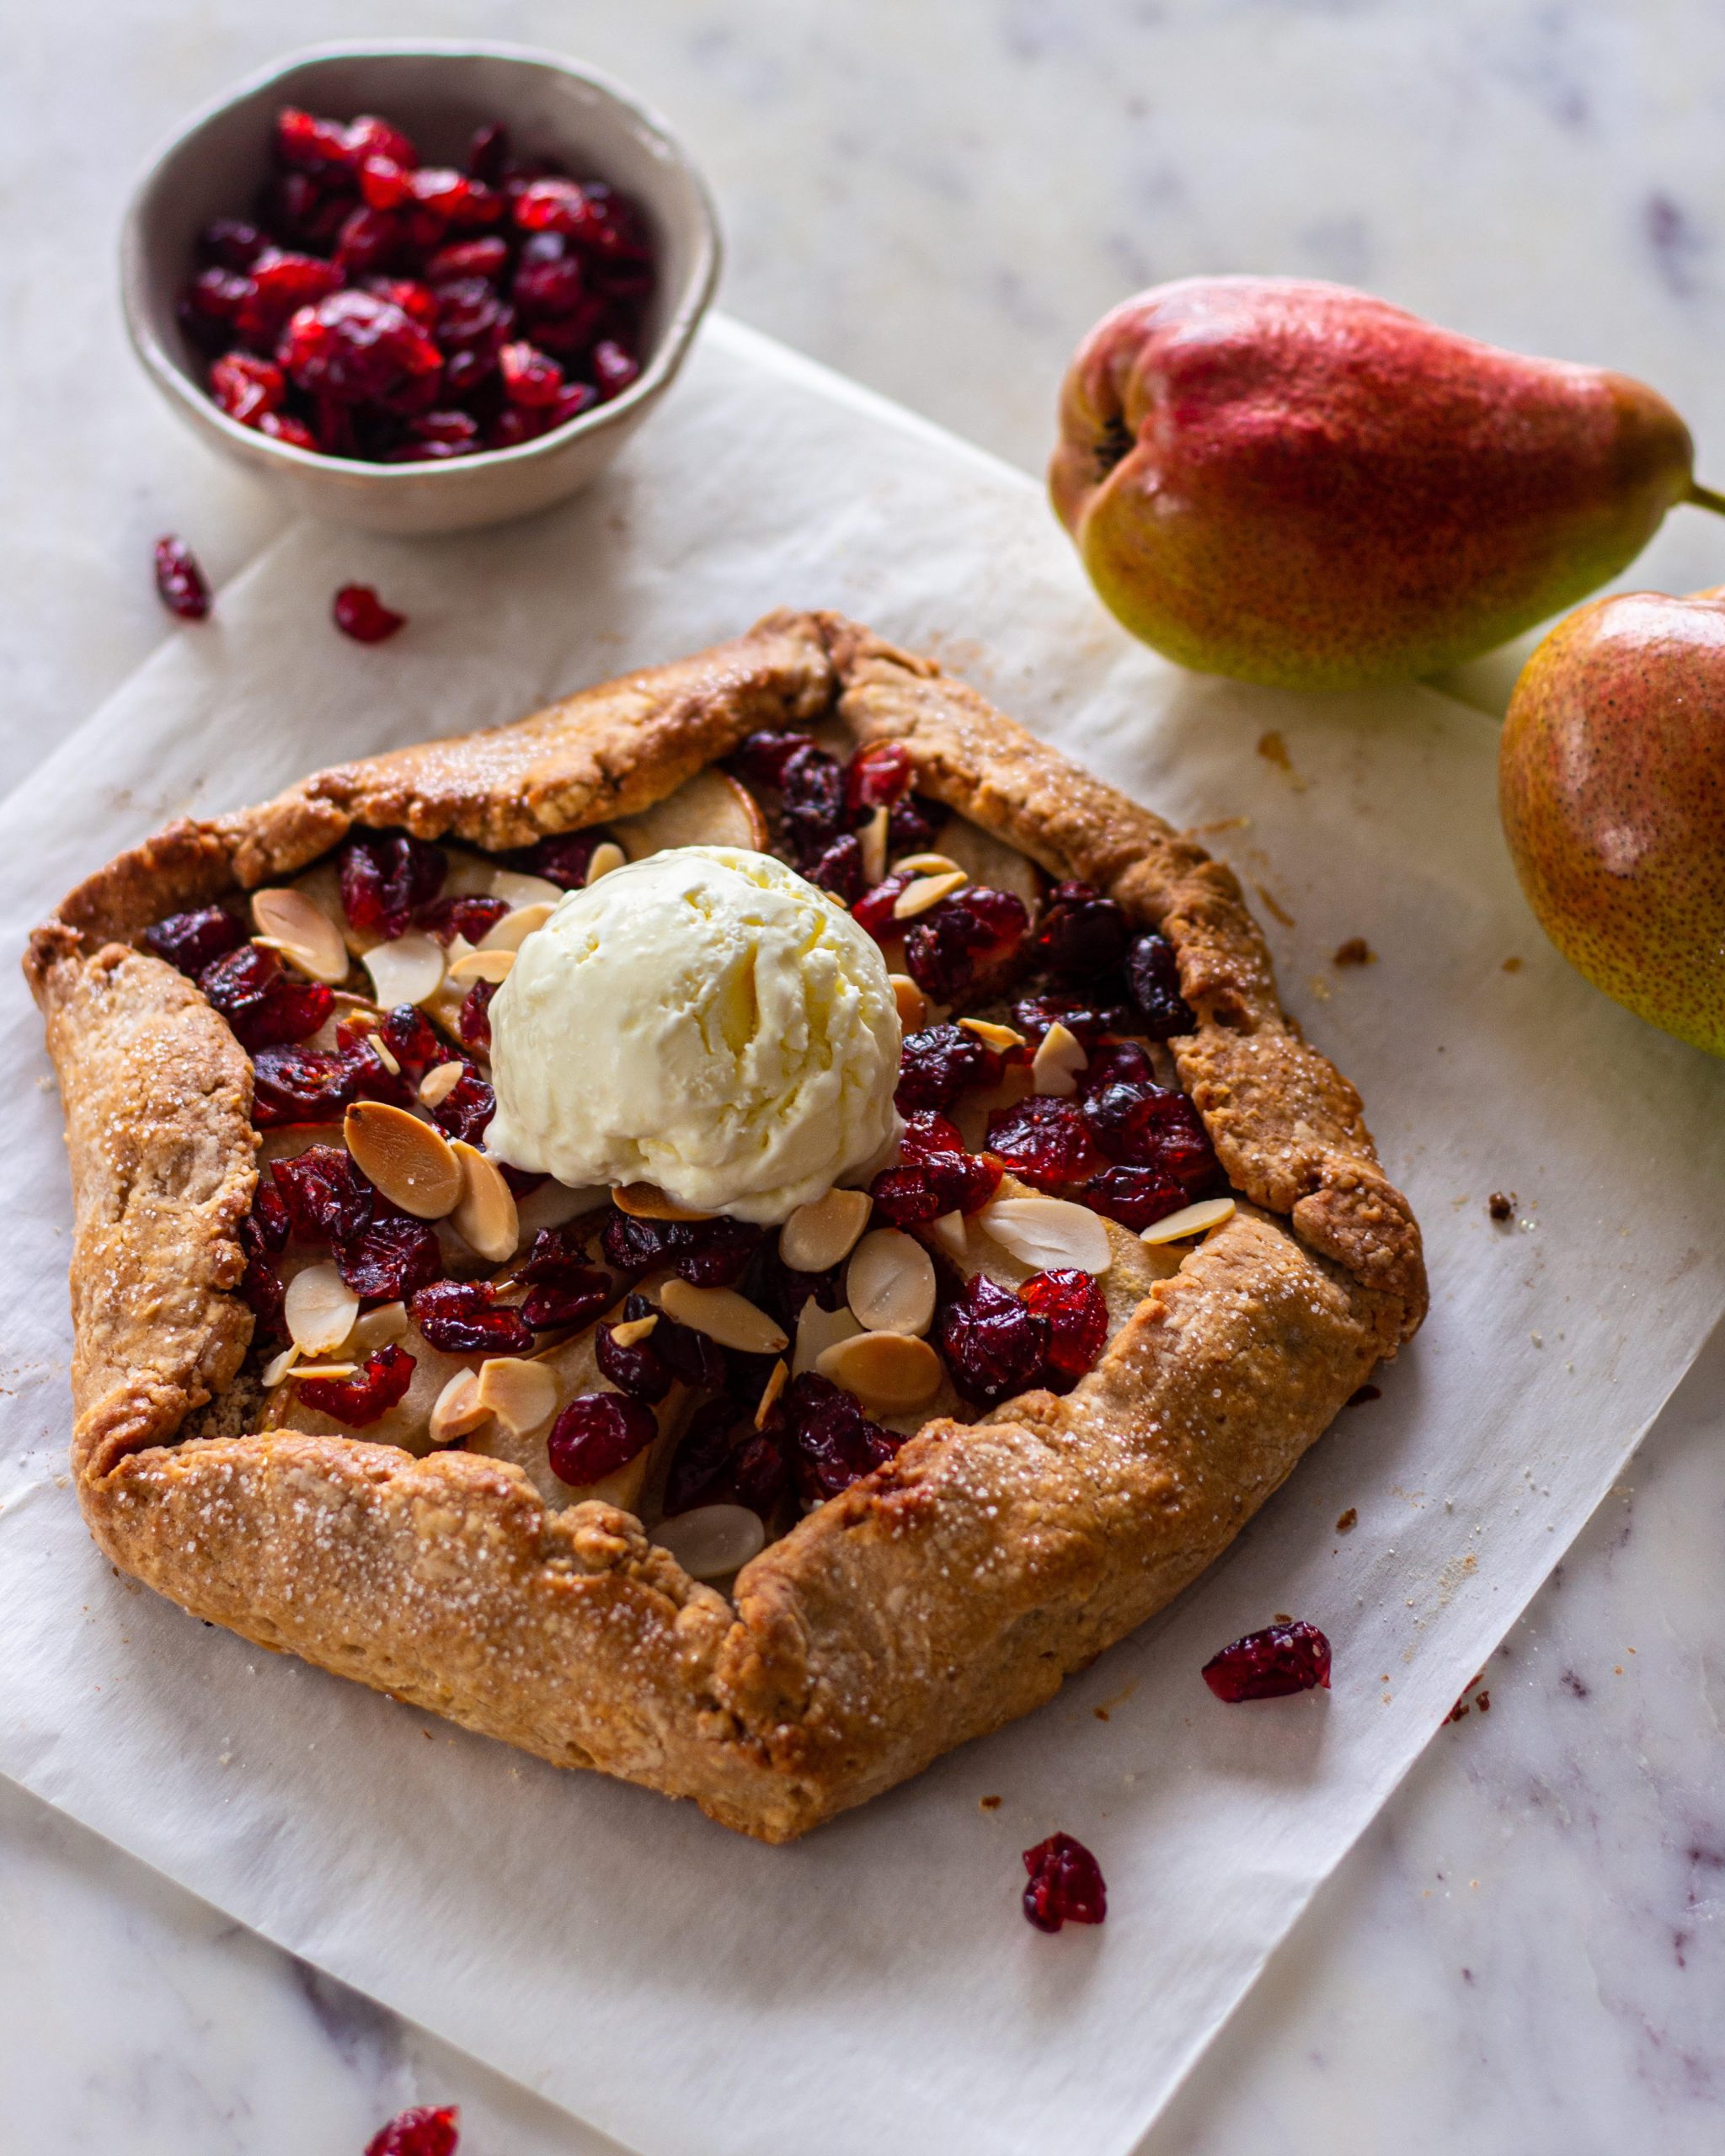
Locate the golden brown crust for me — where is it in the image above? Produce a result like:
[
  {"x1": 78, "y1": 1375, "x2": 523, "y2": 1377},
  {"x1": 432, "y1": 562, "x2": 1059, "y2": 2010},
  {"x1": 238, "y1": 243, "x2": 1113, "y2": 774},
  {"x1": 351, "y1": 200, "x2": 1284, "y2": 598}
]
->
[{"x1": 29, "y1": 611, "x2": 1426, "y2": 1840}]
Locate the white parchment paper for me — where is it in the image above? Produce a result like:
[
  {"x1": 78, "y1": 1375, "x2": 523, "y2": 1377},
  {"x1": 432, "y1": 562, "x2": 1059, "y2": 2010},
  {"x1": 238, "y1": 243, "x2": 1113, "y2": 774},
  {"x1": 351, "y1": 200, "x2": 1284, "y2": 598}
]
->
[{"x1": 1, "y1": 317, "x2": 1721, "y2": 2156}]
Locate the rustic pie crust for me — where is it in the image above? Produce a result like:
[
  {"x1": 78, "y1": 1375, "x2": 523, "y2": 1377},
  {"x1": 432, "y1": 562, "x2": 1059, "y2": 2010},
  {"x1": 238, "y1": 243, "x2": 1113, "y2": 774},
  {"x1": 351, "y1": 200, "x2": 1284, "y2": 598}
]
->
[{"x1": 26, "y1": 611, "x2": 1425, "y2": 1843}]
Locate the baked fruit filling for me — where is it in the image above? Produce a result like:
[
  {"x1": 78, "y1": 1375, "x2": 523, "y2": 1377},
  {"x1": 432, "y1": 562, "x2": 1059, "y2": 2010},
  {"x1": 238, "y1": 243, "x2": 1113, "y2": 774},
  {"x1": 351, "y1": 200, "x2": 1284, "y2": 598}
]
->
[{"x1": 139, "y1": 725, "x2": 1236, "y2": 1587}]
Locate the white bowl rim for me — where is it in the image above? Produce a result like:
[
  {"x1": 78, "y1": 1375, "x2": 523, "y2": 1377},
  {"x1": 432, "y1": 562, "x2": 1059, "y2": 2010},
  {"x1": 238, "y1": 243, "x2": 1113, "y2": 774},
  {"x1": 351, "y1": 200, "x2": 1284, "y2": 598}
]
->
[{"x1": 120, "y1": 36, "x2": 722, "y2": 482}]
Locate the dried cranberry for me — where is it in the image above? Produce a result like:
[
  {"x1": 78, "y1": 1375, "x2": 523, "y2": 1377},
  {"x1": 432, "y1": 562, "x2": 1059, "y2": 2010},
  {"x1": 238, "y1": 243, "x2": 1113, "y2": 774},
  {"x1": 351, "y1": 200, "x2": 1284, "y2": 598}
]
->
[
  {"x1": 513, "y1": 246, "x2": 587, "y2": 318},
  {"x1": 198, "y1": 218, "x2": 266, "y2": 270},
  {"x1": 257, "y1": 173, "x2": 351, "y2": 254},
  {"x1": 236, "y1": 250, "x2": 344, "y2": 349},
  {"x1": 1083, "y1": 1084, "x2": 1217, "y2": 1194},
  {"x1": 904, "y1": 885, "x2": 1028, "y2": 1003},
  {"x1": 199, "y1": 945, "x2": 332, "y2": 1049},
  {"x1": 509, "y1": 830, "x2": 607, "y2": 889},
  {"x1": 871, "y1": 1111, "x2": 1001, "y2": 1222},
  {"x1": 1126, "y1": 931, "x2": 1195, "y2": 1039},
  {"x1": 842, "y1": 739, "x2": 913, "y2": 814},
  {"x1": 275, "y1": 105, "x2": 353, "y2": 175},
  {"x1": 1036, "y1": 881, "x2": 1129, "y2": 982},
  {"x1": 1012, "y1": 992, "x2": 1135, "y2": 1043},
  {"x1": 153, "y1": 534, "x2": 211, "y2": 620},
  {"x1": 364, "y1": 2104, "x2": 460, "y2": 2156},
  {"x1": 422, "y1": 237, "x2": 505, "y2": 286},
  {"x1": 343, "y1": 115, "x2": 418, "y2": 169},
  {"x1": 410, "y1": 1280, "x2": 533, "y2": 1357},
  {"x1": 241, "y1": 1178, "x2": 291, "y2": 1256},
  {"x1": 336, "y1": 1214, "x2": 442, "y2": 1304},
  {"x1": 377, "y1": 1003, "x2": 446, "y2": 1081},
  {"x1": 499, "y1": 339, "x2": 564, "y2": 406},
  {"x1": 339, "y1": 832, "x2": 446, "y2": 939},
  {"x1": 429, "y1": 1066, "x2": 495, "y2": 1144},
  {"x1": 417, "y1": 894, "x2": 508, "y2": 945},
  {"x1": 1018, "y1": 1267, "x2": 1108, "y2": 1380},
  {"x1": 984, "y1": 1096, "x2": 1102, "y2": 1191},
  {"x1": 260, "y1": 412, "x2": 317, "y2": 450},
  {"x1": 333, "y1": 584, "x2": 408, "y2": 643},
  {"x1": 779, "y1": 1373, "x2": 900, "y2": 1502},
  {"x1": 240, "y1": 1253, "x2": 286, "y2": 1334},
  {"x1": 339, "y1": 1030, "x2": 414, "y2": 1107},
  {"x1": 1076, "y1": 1039, "x2": 1156, "y2": 1093},
  {"x1": 777, "y1": 743, "x2": 846, "y2": 863},
  {"x1": 457, "y1": 979, "x2": 495, "y2": 1053},
  {"x1": 517, "y1": 1230, "x2": 611, "y2": 1330},
  {"x1": 805, "y1": 832, "x2": 865, "y2": 904},
  {"x1": 663, "y1": 1396, "x2": 749, "y2": 1515},
  {"x1": 547, "y1": 1391, "x2": 657, "y2": 1486},
  {"x1": 142, "y1": 905, "x2": 243, "y2": 976},
  {"x1": 939, "y1": 1273, "x2": 1049, "y2": 1406},
  {"x1": 296, "y1": 1342, "x2": 416, "y2": 1426},
  {"x1": 889, "y1": 793, "x2": 943, "y2": 856},
  {"x1": 433, "y1": 275, "x2": 515, "y2": 354},
  {"x1": 209, "y1": 351, "x2": 285, "y2": 425},
  {"x1": 179, "y1": 267, "x2": 254, "y2": 351},
  {"x1": 597, "y1": 1210, "x2": 761, "y2": 1288},
  {"x1": 595, "y1": 1294, "x2": 672, "y2": 1402},
  {"x1": 280, "y1": 291, "x2": 441, "y2": 405},
  {"x1": 273, "y1": 1145, "x2": 374, "y2": 1243},
  {"x1": 512, "y1": 178, "x2": 600, "y2": 235},
  {"x1": 356, "y1": 155, "x2": 411, "y2": 211},
  {"x1": 1082, "y1": 1165, "x2": 1187, "y2": 1230},
  {"x1": 591, "y1": 339, "x2": 640, "y2": 398},
  {"x1": 895, "y1": 1022, "x2": 1003, "y2": 1113},
  {"x1": 851, "y1": 870, "x2": 915, "y2": 942},
  {"x1": 467, "y1": 122, "x2": 511, "y2": 184},
  {"x1": 248, "y1": 1043, "x2": 353, "y2": 1127},
  {"x1": 546, "y1": 382, "x2": 599, "y2": 429},
  {"x1": 731, "y1": 1428, "x2": 790, "y2": 1518},
  {"x1": 1021, "y1": 1833, "x2": 1107, "y2": 1932},
  {"x1": 411, "y1": 168, "x2": 502, "y2": 226},
  {"x1": 729, "y1": 729, "x2": 812, "y2": 787},
  {"x1": 1201, "y1": 1620, "x2": 1332, "y2": 1702}
]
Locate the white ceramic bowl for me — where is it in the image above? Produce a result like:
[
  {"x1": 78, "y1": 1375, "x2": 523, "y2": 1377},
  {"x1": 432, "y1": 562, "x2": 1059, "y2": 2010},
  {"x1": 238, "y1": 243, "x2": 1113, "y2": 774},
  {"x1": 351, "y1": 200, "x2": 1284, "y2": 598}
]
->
[{"x1": 121, "y1": 40, "x2": 721, "y2": 535}]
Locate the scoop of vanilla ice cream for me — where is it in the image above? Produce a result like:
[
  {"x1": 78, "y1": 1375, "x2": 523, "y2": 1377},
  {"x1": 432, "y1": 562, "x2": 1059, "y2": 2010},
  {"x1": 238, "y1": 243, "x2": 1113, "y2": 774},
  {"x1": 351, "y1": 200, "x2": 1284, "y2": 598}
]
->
[{"x1": 484, "y1": 846, "x2": 903, "y2": 1225}]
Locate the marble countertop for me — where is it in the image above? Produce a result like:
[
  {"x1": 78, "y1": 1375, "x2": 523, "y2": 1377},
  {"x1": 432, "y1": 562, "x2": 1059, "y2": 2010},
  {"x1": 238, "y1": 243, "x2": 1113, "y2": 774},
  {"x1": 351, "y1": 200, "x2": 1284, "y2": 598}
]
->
[{"x1": 4, "y1": 3, "x2": 1722, "y2": 2149}]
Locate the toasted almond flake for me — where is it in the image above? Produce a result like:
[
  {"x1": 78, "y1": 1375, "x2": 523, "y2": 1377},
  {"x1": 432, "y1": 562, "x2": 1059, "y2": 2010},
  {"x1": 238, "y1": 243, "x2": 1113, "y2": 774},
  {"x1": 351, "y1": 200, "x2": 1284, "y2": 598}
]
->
[
  {"x1": 611, "y1": 1312, "x2": 660, "y2": 1348},
  {"x1": 429, "y1": 1368, "x2": 489, "y2": 1445},
  {"x1": 448, "y1": 946, "x2": 515, "y2": 986},
  {"x1": 816, "y1": 1330, "x2": 943, "y2": 1413},
  {"x1": 476, "y1": 1355, "x2": 558, "y2": 1433},
  {"x1": 419, "y1": 1060, "x2": 466, "y2": 1107},
  {"x1": 1140, "y1": 1196, "x2": 1236, "y2": 1246},
  {"x1": 487, "y1": 867, "x2": 563, "y2": 910},
  {"x1": 611, "y1": 768, "x2": 766, "y2": 861},
  {"x1": 362, "y1": 932, "x2": 446, "y2": 1010},
  {"x1": 860, "y1": 805, "x2": 890, "y2": 886},
  {"x1": 612, "y1": 1182, "x2": 715, "y2": 1222},
  {"x1": 585, "y1": 840, "x2": 628, "y2": 883},
  {"x1": 793, "y1": 1299, "x2": 862, "y2": 1376},
  {"x1": 348, "y1": 1300, "x2": 408, "y2": 1356},
  {"x1": 371, "y1": 1034, "x2": 402, "y2": 1075},
  {"x1": 479, "y1": 900, "x2": 557, "y2": 953},
  {"x1": 1032, "y1": 1020, "x2": 1088, "y2": 1097},
  {"x1": 251, "y1": 887, "x2": 350, "y2": 984},
  {"x1": 660, "y1": 1279, "x2": 788, "y2": 1356},
  {"x1": 894, "y1": 867, "x2": 969, "y2": 920},
  {"x1": 930, "y1": 1209, "x2": 968, "y2": 1259},
  {"x1": 449, "y1": 1139, "x2": 520, "y2": 1262},
  {"x1": 344, "y1": 1102, "x2": 462, "y2": 1219},
  {"x1": 846, "y1": 1228, "x2": 937, "y2": 1337},
  {"x1": 778, "y1": 1185, "x2": 873, "y2": 1273},
  {"x1": 959, "y1": 1017, "x2": 1026, "y2": 1053},
  {"x1": 261, "y1": 1343, "x2": 302, "y2": 1388},
  {"x1": 651, "y1": 1502, "x2": 766, "y2": 1582},
  {"x1": 286, "y1": 1362, "x2": 358, "y2": 1380},
  {"x1": 890, "y1": 851, "x2": 963, "y2": 878},
  {"x1": 755, "y1": 1358, "x2": 788, "y2": 1428},
  {"x1": 889, "y1": 973, "x2": 928, "y2": 1032},
  {"x1": 283, "y1": 1262, "x2": 360, "y2": 1357},
  {"x1": 980, "y1": 1194, "x2": 1113, "y2": 1275}
]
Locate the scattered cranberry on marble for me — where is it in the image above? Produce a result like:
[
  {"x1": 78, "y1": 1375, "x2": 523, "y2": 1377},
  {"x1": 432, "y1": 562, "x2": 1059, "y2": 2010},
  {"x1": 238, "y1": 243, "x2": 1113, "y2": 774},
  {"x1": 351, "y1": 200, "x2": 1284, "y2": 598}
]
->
[
  {"x1": 1201, "y1": 1620, "x2": 1332, "y2": 1702},
  {"x1": 334, "y1": 583, "x2": 408, "y2": 643},
  {"x1": 152, "y1": 534, "x2": 211, "y2": 620},
  {"x1": 364, "y1": 2106, "x2": 460, "y2": 2156},
  {"x1": 1022, "y1": 1833, "x2": 1108, "y2": 1932}
]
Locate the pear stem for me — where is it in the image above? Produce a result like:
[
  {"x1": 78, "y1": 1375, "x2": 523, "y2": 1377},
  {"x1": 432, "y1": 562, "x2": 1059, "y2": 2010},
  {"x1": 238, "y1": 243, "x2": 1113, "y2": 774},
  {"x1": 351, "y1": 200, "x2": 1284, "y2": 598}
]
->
[{"x1": 1685, "y1": 479, "x2": 1725, "y2": 517}]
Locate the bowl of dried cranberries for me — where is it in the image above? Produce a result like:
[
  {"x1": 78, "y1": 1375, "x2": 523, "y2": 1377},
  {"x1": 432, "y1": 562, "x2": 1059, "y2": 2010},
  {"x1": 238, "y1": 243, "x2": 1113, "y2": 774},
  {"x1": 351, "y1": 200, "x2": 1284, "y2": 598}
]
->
[{"x1": 121, "y1": 40, "x2": 720, "y2": 534}]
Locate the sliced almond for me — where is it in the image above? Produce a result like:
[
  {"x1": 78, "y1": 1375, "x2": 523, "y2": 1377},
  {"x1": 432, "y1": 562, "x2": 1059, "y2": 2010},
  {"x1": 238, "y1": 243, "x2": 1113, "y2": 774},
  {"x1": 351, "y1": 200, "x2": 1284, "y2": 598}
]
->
[
  {"x1": 793, "y1": 1299, "x2": 862, "y2": 1376},
  {"x1": 845, "y1": 1228, "x2": 937, "y2": 1337},
  {"x1": 448, "y1": 946, "x2": 515, "y2": 986},
  {"x1": 651, "y1": 1503, "x2": 766, "y2": 1582},
  {"x1": 371, "y1": 1034, "x2": 402, "y2": 1076},
  {"x1": 479, "y1": 900, "x2": 557, "y2": 953},
  {"x1": 449, "y1": 1139, "x2": 520, "y2": 1262},
  {"x1": 610, "y1": 1312, "x2": 660, "y2": 1348},
  {"x1": 362, "y1": 932, "x2": 446, "y2": 1010},
  {"x1": 347, "y1": 1300, "x2": 408, "y2": 1356},
  {"x1": 585, "y1": 840, "x2": 627, "y2": 883},
  {"x1": 980, "y1": 1194, "x2": 1113, "y2": 1275},
  {"x1": 261, "y1": 1342, "x2": 302, "y2": 1388},
  {"x1": 778, "y1": 1185, "x2": 873, "y2": 1273},
  {"x1": 419, "y1": 1060, "x2": 466, "y2": 1108},
  {"x1": 429, "y1": 1367, "x2": 489, "y2": 1445},
  {"x1": 252, "y1": 887, "x2": 349, "y2": 984},
  {"x1": 475, "y1": 1355, "x2": 558, "y2": 1434},
  {"x1": 930, "y1": 1209, "x2": 968, "y2": 1260},
  {"x1": 612, "y1": 1182, "x2": 715, "y2": 1222},
  {"x1": 284, "y1": 1262, "x2": 360, "y2": 1357},
  {"x1": 660, "y1": 1279, "x2": 788, "y2": 1356},
  {"x1": 959, "y1": 1017, "x2": 1025, "y2": 1054},
  {"x1": 755, "y1": 1357, "x2": 788, "y2": 1428},
  {"x1": 860, "y1": 804, "x2": 890, "y2": 887},
  {"x1": 816, "y1": 1330, "x2": 943, "y2": 1414},
  {"x1": 890, "y1": 851, "x2": 963, "y2": 878},
  {"x1": 1140, "y1": 1196, "x2": 1236, "y2": 1246},
  {"x1": 611, "y1": 767, "x2": 766, "y2": 860},
  {"x1": 889, "y1": 974, "x2": 928, "y2": 1032},
  {"x1": 894, "y1": 868, "x2": 969, "y2": 921},
  {"x1": 487, "y1": 867, "x2": 563, "y2": 910},
  {"x1": 344, "y1": 1102, "x2": 462, "y2": 1219},
  {"x1": 286, "y1": 1362, "x2": 357, "y2": 1381},
  {"x1": 1032, "y1": 1020, "x2": 1089, "y2": 1097}
]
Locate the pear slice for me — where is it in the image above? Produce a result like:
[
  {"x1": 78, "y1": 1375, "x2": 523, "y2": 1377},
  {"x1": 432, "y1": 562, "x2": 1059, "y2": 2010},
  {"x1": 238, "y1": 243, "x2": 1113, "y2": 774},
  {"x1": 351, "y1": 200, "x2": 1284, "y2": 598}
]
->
[
  {"x1": 611, "y1": 769, "x2": 767, "y2": 860},
  {"x1": 933, "y1": 814, "x2": 1044, "y2": 912}
]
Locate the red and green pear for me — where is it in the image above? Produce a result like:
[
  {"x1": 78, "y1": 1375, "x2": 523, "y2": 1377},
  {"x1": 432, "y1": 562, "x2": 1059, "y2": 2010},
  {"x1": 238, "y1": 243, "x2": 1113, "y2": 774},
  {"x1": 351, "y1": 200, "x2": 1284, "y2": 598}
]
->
[
  {"x1": 1050, "y1": 277, "x2": 1717, "y2": 692},
  {"x1": 1499, "y1": 587, "x2": 1725, "y2": 1055}
]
